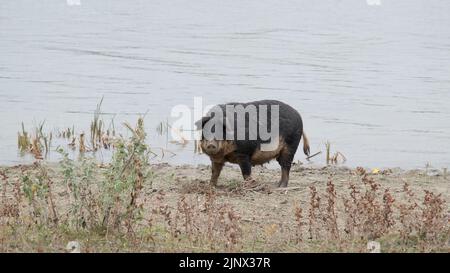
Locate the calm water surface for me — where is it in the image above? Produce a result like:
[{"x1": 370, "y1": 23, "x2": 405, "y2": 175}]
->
[{"x1": 1, "y1": 0, "x2": 450, "y2": 169}]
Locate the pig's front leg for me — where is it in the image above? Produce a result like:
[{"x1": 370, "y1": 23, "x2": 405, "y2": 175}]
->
[
  {"x1": 237, "y1": 154, "x2": 253, "y2": 181},
  {"x1": 210, "y1": 161, "x2": 224, "y2": 186}
]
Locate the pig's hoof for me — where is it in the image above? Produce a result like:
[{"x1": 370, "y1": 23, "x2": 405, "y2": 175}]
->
[
  {"x1": 244, "y1": 177, "x2": 256, "y2": 183},
  {"x1": 278, "y1": 181, "x2": 288, "y2": 188}
]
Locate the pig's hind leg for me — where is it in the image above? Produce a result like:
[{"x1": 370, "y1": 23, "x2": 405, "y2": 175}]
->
[{"x1": 276, "y1": 147, "x2": 296, "y2": 187}]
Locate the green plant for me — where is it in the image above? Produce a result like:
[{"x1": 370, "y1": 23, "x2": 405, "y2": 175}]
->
[
  {"x1": 57, "y1": 148, "x2": 99, "y2": 230},
  {"x1": 21, "y1": 164, "x2": 58, "y2": 226},
  {"x1": 101, "y1": 117, "x2": 153, "y2": 234}
]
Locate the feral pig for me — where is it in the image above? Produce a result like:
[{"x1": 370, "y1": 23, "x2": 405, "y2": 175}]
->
[{"x1": 195, "y1": 100, "x2": 310, "y2": 187}]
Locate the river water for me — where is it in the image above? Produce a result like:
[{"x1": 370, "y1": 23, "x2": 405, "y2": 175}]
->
[{"x1": 1, "y1": 0, "x2": 450, "y2": 169}]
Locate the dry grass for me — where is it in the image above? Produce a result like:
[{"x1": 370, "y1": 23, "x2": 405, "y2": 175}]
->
[
  {"x1": 325, "y1": 141, "x2": 346, "y2": 165},
  {"x1": 3, "y1": 122, "x2": 450, "y2": 252},
  {"x1": 17, "y1": 122, "x2": 53, "y2": 160},
  {"x1": 290, "y1": 172, "x2": 449, "y2": 252},
  {"x1": 16, "y1": 98, "x2": 114, "y2": 159}
]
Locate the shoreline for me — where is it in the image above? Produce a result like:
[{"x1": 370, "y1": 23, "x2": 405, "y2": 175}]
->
[
  {"x1": 0, "y1": 162, "x2": 448, "y2": 252},
  {"x1": 1, "y1": 159, "x2": 449, "y2": 174}
]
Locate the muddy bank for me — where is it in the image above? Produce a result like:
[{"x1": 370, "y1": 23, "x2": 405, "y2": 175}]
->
[
  {"x1": 157, "y1": 163, "x2": 449, "y2": 201},
  {"x1": 0, "y1": 162, "x2": 449, "y2": 252}
]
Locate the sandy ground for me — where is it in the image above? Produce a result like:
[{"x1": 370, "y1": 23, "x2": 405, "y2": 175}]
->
[
  {"x1": 151, "y1": 163, "x2": 449, "y2": 220},
  {"x1": 2, "y1": 162, "x2": 449, "y2": 224},
  {"x1": 1, "y1": 162, "x2": 449, "y2": 252}
]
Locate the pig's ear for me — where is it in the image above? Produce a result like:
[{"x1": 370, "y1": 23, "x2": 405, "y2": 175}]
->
[{"x1": 195, "y1": 116, "x2": 211, "y2": 130}]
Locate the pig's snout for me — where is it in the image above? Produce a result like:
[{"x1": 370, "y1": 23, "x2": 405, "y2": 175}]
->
[
  {"x1": 207, "y1": 143, "x2": 217, "y2": 150},
  {"x1": 201, "y1": 140, "x2": 222, "y2": 154}
]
